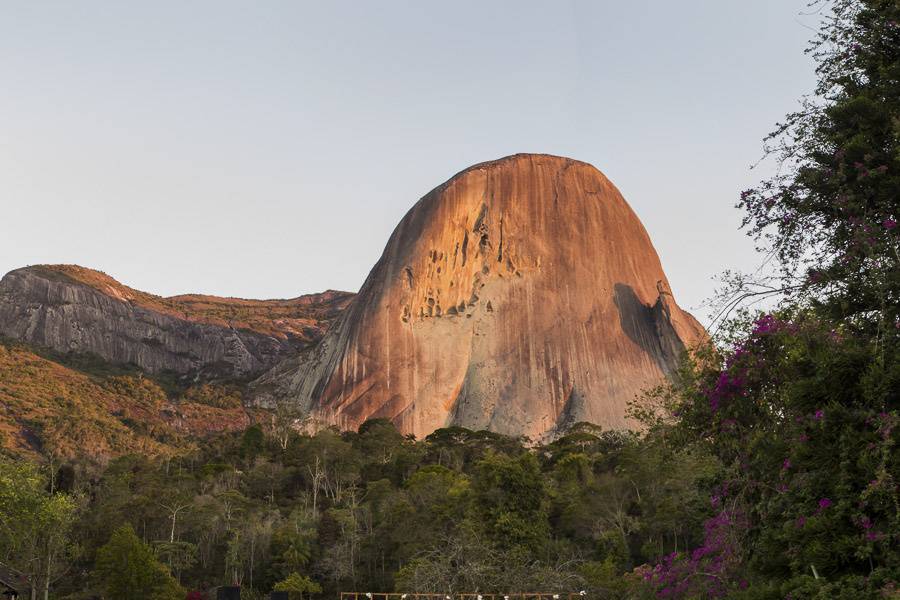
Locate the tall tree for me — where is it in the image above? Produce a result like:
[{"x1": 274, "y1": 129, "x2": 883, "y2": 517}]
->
[
  {"x1": 0, "y1": 458, "x2": 78, "y2": 600},
  {"x1": 470, "y1": 451, "x2": 549, "y2": 550},
  {"x1": 273, "y1": 572, "x2": 322, "y2": 600},
  {"x1": 94, "y1": 524, "x2": 184, "y2": 600},
  {"x1": 736, "y1": 0, "x2": 900, "y2": 331},
  {"x1": 644, "y1": 2, "x2": 900, "y2": 597}
]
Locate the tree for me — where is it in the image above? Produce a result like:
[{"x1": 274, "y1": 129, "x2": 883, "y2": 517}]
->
[
  {"x1": 153, "y1": 540, "x2": 197, "y2": 582},
  {"x1": 241, "y1": 425, "x2": 266, "y2": 459},
  {"x1": 225, "y1": 510, "x2": 278, "y2": 590},
  {"x1": 158, "y1": 496, "x2": 193, "y2": 543},
  {"x1": 356, "y1": 419, "x2": 405, "y2": 462},
  {"x1": 94, "y1": 524, "x2": 184, "y2": 600},
  {"x1": 272, "y1": 400, "x2": 307, "y2": 451},
  {"x1": 393, "y1": 526, "x2": 503, "y2": 593},
  {"x1": 654, "y1": 315, "x2": 900, "y2": 597},
  {"x1": 0, "y1": 458, "x2": 78, "y2": 600},
  {"x1": 643, "y1": 4, "x2": 900, "y2": 595},
  {"x1": 734, "y1": 0, "x2": 899, "y2": 331},
  {"x1": 273, "y1": 572, "x2": 322, "y2": 599},
  {"x1": 470, "y1": 451, "x2": 549, "y2": 550},
  {"x1": 270, "y1": 509, "x2": 317, "y2": 581},
  {"x1": 403, "y1": 465, "x2": 470, "y2": 549},
  {"x1": 393, "y1": 524, "x2": 585, "y2": 594}
]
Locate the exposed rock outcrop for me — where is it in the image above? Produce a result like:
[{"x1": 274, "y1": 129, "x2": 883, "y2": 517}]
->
[
  {"x1": 0, "y1": 265, "x2": 353, "y2": 378},
  {"x1": 253, "y1": 154, "x2": 706, "y2": 439}
]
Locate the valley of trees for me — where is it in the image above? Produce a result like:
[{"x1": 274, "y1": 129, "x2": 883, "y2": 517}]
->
[
  {"x1": 0, "y1": 419, "x2": 719, "y2": 599},
  {"x1": 0, "y1": 0, "x2": 898, "y2": 598}
]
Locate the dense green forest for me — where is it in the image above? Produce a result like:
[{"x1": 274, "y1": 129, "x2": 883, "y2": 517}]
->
[
  {"x1": 0, "y1": 419, "x2": 718, "y2": 599},
  {"x1": 1, "y1": 0, "x2": 898, "y2": 598}
]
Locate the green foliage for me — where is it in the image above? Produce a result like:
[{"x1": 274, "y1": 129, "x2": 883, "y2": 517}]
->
[
  {"x1": 94, "y1": 524, "x2": 184, "y2": 600},
  {"x1": 154, "y1": 540, "x2": 198, "y2": 577},
  {"x1": 0, "y1": 457, "x2": 79, "y2": 598},
  {"x1": 737, "y1": 0, "x2": 900, "y2": 330},
  {"x1": 471, "y1": 451, "x2": 549, "y2": 549},
  {"x1": 241, "y1": 424, "x2": 266, "y2": 457},
  {"x1": 632, "y1": 4, "x2": 900, "y2": 595},
  {"x1": 273, "y1": 572, "x2": 322, "y2": 597},
  {"x1": 651, "y1": 312, "x2": 900, "y2": 596},
  {"x1": 25, "y1": 414, "x2": 717, "y2": 597}
]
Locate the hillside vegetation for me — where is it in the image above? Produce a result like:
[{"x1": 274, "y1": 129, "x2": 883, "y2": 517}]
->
[
  {"x1": 0, "y1": 338, "x2": 251, "y2": 459},
  {"x1": 0, "y1": 420, "x2": 721, "y2": 599}
]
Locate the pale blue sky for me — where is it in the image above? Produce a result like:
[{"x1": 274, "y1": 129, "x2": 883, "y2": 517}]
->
[{"x1": 0, "y1": 1, "x2": 820, "y2": 322}]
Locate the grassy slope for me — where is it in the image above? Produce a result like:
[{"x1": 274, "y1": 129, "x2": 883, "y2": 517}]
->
[
  {"x1": 0, "y1": 264, "x2": 348, "y2": 460},
  {"x1": 0, "y1": 338, "x2": 254, "y2": 460}
]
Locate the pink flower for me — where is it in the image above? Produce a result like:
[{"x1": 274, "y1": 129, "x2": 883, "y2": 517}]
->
[
  {"x1": 884, "y1": 218, "x2": 897, "y2": 230},
  {"x1": 818, "y1": 498, "x2": 833, "y2": 510},
  {"x1": 814, "y1": 409, "x2": 825, "y2": 420}
]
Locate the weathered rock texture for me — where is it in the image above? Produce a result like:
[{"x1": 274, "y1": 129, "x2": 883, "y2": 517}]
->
[
  {"x1": 254, "y1": 154, "x2": 706, "y2": 439},
  {"x1": 0, "y1": 265, "x2": 353, "y2": 378}
]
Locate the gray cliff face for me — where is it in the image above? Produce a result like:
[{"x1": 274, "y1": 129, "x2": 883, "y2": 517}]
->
[{"x1": 0, "y1": 267, "x2": 289, "y2": 377}]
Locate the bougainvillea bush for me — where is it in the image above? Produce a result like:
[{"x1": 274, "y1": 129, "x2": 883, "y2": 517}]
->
[
  {"x1": 643, "y1": 313, "x2": 899, "y2": 598},
  {"x1": 737, "y1": 0, "x2": 899, "y2": 330},
  {"x1": 638, "y1": 0, "x2": 900, "y2": 597}
]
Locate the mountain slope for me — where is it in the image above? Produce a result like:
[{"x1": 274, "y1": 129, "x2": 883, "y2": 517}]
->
[
  {"x1": 0, "y1": 265, "x2": 353, "y2": 379},
  {"x1": 0, "y1": 338, "x2": 251, "y2": 459},
  {"x1": 253, "y1": 154, "x2": 706, "y2": 439}
]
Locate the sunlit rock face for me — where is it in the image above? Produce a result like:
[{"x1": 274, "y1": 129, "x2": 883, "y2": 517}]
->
[
  {"x1": 254, "y1": 154, "x2": 706, "y2": 439},
  {"x1": 0, "y1": 265, "x2": 353, "y2": 378}
]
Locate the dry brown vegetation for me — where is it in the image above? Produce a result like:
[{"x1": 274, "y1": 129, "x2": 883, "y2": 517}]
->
[{"x1": 0, "y1": 338, "x2": 252, "y2": 459}]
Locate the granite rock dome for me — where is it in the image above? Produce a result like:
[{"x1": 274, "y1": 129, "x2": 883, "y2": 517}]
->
[{"x1": 254, "y1": 154, "x2": 706, "y2": 439}]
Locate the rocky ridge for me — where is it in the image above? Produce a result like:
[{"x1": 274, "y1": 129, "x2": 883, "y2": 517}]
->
[{"x1": 0, "y1": 265, "x2": 353, "y2": 379}]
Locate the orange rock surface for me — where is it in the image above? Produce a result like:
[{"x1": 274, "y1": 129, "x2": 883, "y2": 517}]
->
[{"x1": 254, "y1": 154, "x2": 706, "y2": 439}]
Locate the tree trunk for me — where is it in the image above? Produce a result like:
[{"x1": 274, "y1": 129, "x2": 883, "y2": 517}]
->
[{"x1": 42, "y1": 545, "x2": 53, "y2": 600}]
